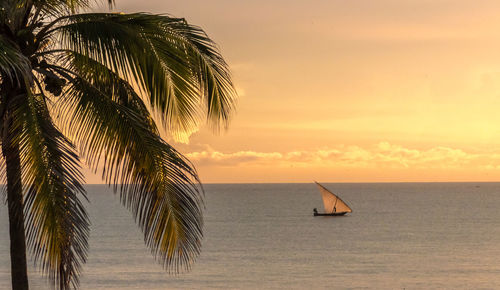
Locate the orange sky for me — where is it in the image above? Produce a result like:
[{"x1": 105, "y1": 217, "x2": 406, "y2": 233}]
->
[{"x1": 86, "y1": 0, "x2": 500, "y2": 183}]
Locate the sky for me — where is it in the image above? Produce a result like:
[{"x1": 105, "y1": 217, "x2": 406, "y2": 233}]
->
[{"x1": 87, "y1": 0, "x2": 500, "y2": 183}]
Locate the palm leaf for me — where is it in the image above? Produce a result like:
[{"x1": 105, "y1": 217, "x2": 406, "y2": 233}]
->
[
  {"x1": 16, "y1": 88, "x2": 89, "y2": 289},
  {"x1": 49, "y1": 58, "x2": 203, "y2": 271},
  {"x1": 43, "y1": 12, "x2": 236, "y2": 133},
  {"x1": 32, "y1": 0, "x2": 106, "y2": 16}
]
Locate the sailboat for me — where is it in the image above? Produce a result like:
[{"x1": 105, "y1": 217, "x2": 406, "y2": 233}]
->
[{"x1": 313, "y1": 182, "x2": 352, "y2": 216}]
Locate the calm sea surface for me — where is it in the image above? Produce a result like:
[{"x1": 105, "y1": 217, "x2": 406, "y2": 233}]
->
[{"x1": 1, "y1": 183, "x2": 500, "y2": 289}]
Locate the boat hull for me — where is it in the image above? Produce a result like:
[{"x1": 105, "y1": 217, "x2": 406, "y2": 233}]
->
[{"x1": 313, "y1": 212, "x2": 348, "y2": 216}]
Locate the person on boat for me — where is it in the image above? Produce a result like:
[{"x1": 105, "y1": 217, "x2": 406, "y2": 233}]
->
[{"x1": 313, "y1": 208, "x2": 318, "y2": 215}]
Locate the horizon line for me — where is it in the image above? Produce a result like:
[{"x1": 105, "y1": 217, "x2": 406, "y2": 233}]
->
[{"x1": 80, "y1": 180, "x2": 500, "y2": 185}]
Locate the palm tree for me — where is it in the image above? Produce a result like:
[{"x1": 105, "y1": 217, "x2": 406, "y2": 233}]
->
[{"x1": 0, "y1": 0, "x2": 236, "y2": 289}]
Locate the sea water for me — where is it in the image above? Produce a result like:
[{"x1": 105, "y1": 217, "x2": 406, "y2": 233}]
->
[{"x1": 1, "y1": 183, "x2": 500, "y2": 289}]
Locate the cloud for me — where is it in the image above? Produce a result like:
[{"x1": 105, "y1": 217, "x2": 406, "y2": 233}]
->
[
  {"x1": 186, "y1": 150, "x2": 282, "y2": 166},
  {"x1": 185, "y1": 142, "x2": 497, "y2": 169}
]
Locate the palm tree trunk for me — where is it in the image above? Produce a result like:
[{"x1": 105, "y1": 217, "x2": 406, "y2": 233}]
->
[{"x1": 2, "y1": 107, "x2": 29, "y2": 290}]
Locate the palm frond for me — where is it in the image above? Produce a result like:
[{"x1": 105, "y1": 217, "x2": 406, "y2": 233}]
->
[
  {"x1": 51, "y1": 59, "x2": 203, "y2": 271},
  {"x1": 32, "y1": 0, "x2": 91, "y2": 16},
  {"x1": 16, "y1": 88, "x2": 89, "y2": 289},
  {"x1": 46, "y1": 12, "x2": 236, "y2": 133}
]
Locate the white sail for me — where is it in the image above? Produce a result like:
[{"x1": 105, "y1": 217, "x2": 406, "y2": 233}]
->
[{"x1": 315, "y1": 182, "x2": 352, "y2": 213}]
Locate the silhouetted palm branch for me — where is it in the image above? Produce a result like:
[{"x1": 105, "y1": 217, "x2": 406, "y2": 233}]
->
[
  {"x1": 0, "y1": 1, "x2": 236, "y2": 289},
  {"x1": 19, "y1": 91, "x2": 89, "y2": 289}
]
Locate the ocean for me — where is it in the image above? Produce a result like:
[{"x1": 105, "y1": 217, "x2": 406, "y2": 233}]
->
[{"x1": 1, "y1": 183, "x2": 500, "y2": 289}]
